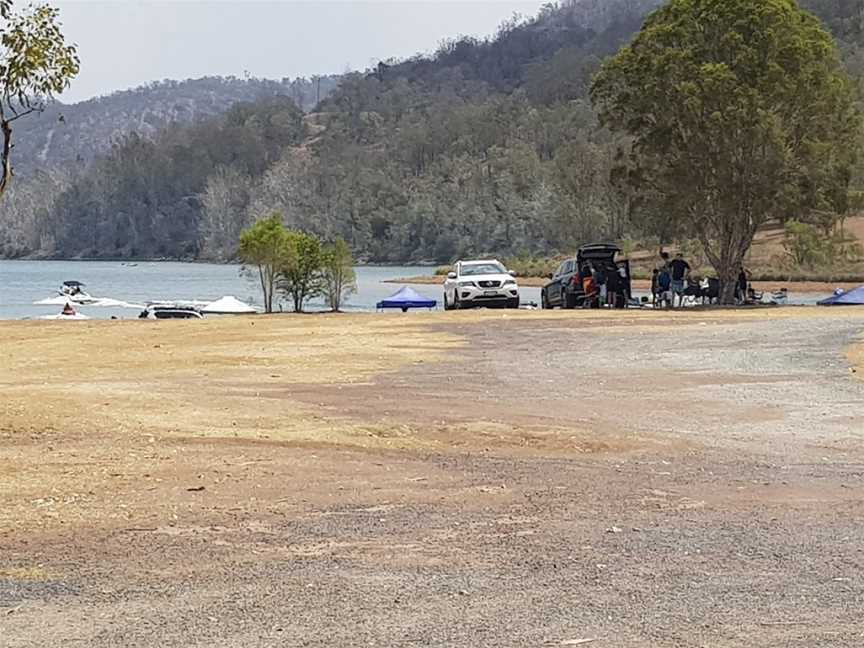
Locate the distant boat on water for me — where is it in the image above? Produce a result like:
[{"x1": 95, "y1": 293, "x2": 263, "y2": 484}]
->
[
  {"x1": 57, "y1": 280, "x2": 98, "y2": 304},
  {"x1": 33, "y1": 281, "x2": 144, "y2": 309}
]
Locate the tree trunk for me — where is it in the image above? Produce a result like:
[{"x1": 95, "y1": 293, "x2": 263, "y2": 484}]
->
[
  {"x1": 718, "y1": 273, "x2": 738, "y2": 305},
  {"x1": 698, "y1": 209, "x2": 754, "y2": 306},
  {"x1": 0, "y1": 118, "x2": 13, "y2": 199}
]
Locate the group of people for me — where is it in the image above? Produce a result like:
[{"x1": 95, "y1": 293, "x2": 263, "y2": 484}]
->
[
  {"x1": 651, "y1": 250, "x2": 756, "y2": 307},
  {"x1": 580, "y1": 261, "x2": 628, "y2": 308},
  {"x1": 651, "y1": 252, "x2": 692, "y2": 308}
]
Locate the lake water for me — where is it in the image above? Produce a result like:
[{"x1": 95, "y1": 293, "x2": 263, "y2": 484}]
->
[
  {"x1": 0, "y1": 260, "x2": 830, "y2": 319},
  {"x1": 0, "y1": 261, "x2": 443, "y2": 320}
]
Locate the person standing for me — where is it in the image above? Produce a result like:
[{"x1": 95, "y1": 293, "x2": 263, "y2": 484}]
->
[
  {"x1": 651, "y1": 268, "x2": 660, "y2": 307},
  {"x1": 736, "y1": 266, "x2": 750, "y2": 304},
  {"x1": 669, "y1": 252, "x2": 691, "y2": 307},
  {"x1": 593, "y1": 264, "x2": 608, "y2": 307},
  {"x1": 581, "y1": 264, "x2": 597, "y2": 308},
  {"x1": 657, "y1": 265, "x2": 672, "y2": 308}
]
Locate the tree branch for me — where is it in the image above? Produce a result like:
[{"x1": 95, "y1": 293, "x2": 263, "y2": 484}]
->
[{"x1": 0, "y1": 118, "x2": 13, "y2": 198}]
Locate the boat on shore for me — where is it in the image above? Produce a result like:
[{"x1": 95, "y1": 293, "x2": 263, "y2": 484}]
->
[
  {"x1": 200, "y1": 295, "x2": 257, "y2": 315},
  {"x1": 39, "y1": 302, "x2": 90, "y2": 320}
]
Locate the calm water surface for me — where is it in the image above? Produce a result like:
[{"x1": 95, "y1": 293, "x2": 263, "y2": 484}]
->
[
  {"x1": 0, "y1": 260, "x2": 829, "y2": 319},
  {"x1": 0, "y1": 261, "x2": 441, "y2": 319}
]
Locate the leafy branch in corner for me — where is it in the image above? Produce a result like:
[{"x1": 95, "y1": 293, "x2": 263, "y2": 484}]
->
[{"x1": 0, "y1": 0, "x2": 78, "y2": 197}]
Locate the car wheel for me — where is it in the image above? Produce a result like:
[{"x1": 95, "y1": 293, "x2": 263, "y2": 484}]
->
[
  {"x1": 507, "y1": 296, "x2": 519, "y2": 309},
  {"x1": 443, "y1": 292, "x2": 451, "y2": 311},
  {"x1": 562, "y1": 291, "x2": 575, "y2": 310},
  {"x1": 541, "y1": 290, "x2": 549, "y2": 309},
  {"x1": 453, "y1": 291, "x2": 461, "y2": 310}
]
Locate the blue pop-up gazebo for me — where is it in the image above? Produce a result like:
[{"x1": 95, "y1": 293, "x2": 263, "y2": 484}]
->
[
  {"x1": 376, "y1": 286, "x2": 437, "y2": 311},
  {"x1": 818, "y1": 286, "x2": 864, "y2": 306}
]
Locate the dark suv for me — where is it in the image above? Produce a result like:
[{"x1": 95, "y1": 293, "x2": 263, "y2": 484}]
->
[{"x1": 541, "y1": 244, "x2": 632, "y2": 309}]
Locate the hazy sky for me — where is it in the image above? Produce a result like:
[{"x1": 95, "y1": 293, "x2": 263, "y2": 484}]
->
[{"x1": 51, "y1": 1, "x2": 548, "y2": 103}]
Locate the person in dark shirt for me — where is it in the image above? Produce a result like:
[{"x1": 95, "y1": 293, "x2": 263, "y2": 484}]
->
[
  {"x1": 593, "y1": 265, "x2": 608, "y2": 306},
  {"x1": 668, "y1": 253, "x2": 691, "y2": 307},
  {"x1": 657, "y1": 266, "x2": 672, "y2": 308},
  {"x1": 651, "y1": 268, "x2": 660, "y2": 307},
  {"x1": 737, "y1": 266, "x2": 749, "y2": 303},
  {"x1": 607, "y1": 265, "x2": 620, "y2": 308}
]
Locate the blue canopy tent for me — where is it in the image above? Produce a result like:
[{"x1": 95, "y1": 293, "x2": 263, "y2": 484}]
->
[
  {"x1": 818, "y1": 286, "x2": 864, "y2": 306},
  {"x1": 377, "y1": 286, "x2": 437, "y2": 312}
]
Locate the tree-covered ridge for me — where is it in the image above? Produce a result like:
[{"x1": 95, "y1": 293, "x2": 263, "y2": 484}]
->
[
  {"x1": 9, "y1": 75, "x2": 340, "y2": 176},
  {"x1": 0, "y1": 0, "x2": 860, "y2": 263}
]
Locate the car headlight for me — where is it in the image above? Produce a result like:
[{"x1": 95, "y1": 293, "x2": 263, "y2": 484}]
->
[
  {"x1": 503, "y1": 279, "x2": 517, "y2": 286},
  {"x1": 458, "y1": 281, "x2": 476, "y2": 287}
]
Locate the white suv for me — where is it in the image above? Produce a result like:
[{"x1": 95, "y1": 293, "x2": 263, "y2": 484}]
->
[{"x1": 443, "y1": 259, "x2": 520, "y2": 310}]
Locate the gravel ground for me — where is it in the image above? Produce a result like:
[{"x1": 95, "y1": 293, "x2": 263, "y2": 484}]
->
[{"x1": 2, "y1": 310, "x2": 864, "y2": 647}]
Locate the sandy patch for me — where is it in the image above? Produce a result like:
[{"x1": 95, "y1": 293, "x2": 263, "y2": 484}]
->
[{"x1": 849, "y1": 339, "x2": 864, "y2": 378}]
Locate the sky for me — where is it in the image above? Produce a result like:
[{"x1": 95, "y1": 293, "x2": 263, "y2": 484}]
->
[{"x1": 51, "y1": 0, "x2": 549, "y2": 103}]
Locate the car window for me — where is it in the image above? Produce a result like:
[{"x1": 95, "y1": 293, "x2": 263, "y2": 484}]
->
[
  {"x1": 564, "y1": 260, "x2": 574, "y2": 274},
  {"x1": 460, "y1": 262, "x2": 506, "y2": 276},
  {"x1": 554, "y1": 263, "x2": 565, "y2": 277}
]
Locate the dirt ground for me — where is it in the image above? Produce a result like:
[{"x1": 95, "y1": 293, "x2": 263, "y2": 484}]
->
[{"x1": 2, "y1": 308, "x2": 864, "y2": 647}]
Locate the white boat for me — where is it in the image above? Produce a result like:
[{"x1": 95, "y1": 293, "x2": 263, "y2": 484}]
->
[
  {"x1": 58, "y1": 280, "x2": 99, "y2": 305},
  {"x1": 201, "y1": 296, "x2": 257, "y2": 315},
  {"x1": 39, "y1": 303, "x2": 90, "y2": 320},
  {"x1": 39, "y1": 312, "x2": 90, "y2": 320},
  {"x1": 34, "y1": 282, "x2": 143, "y2": 309}
]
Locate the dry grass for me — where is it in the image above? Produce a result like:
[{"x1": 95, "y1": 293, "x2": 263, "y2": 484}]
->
[
  {"x1": 1, "y1": 308, "x2": 860, "y2": 537},
  {"x1": 0, "y1": 566, "x2": 56, "y2": 582},
  {"x1": 1, "y1": 308, "x2": 857, "y2": 444},
  {"x1": 0, "y1": 315, "x2": 462, "y2": 534},
  {"x1": 0, "y1": 315, "x2": 459, "y2": 442}
]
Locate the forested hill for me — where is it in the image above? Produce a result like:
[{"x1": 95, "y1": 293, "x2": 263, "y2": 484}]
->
[
  {"x1": 11, "y1": 75, "x2": 341, "y2": 176},
  {"x1": 0, "y1": 0, "x2": 860, "y2": 261}
]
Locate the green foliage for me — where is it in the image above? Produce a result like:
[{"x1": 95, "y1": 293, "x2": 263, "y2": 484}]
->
[
  {"x1": 321, "y1": 238, "x2": 357, "y2": 312},
  {"x1": 2, "y1": 0, "x2": 660, "y2": 261},
  {"x1": 49, "y1": 96, "x2": 305, "y2": 259},
  {"x1": 278, "y1": 230, "x2": 325, "y2": 313},
  {"x1": 783, "y1": 219, "x2": 864, "y2": 269},
  {"x1": 501, "y1": 255, "x2": 561, "y2": 278},
  {"x1": 0, "y1": 0, "x2": 78, "y2": 196},
  {"x1": 783, "y1": 220, "x2": 826, "y2": 267},
  {"x1": 238, "y1": 217, "x2": 347, "y2": 313},
  {"x1": 3, "y1": 0, "x2": 864, "y2": 272},
  {"x1": 238, "y1": 214, "x2": 290, "y2": 313},
  {"x1": 592, "y1": 0, "x2": 861, "y2": 302}
]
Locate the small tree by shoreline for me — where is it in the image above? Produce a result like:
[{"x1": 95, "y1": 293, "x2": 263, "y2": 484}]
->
[
  {"x1": 322, "y1": 238, "x2": 356, "y2": 312},
  {"x1": 238, "y1": 214, "x2": 287, "y2": 313},
  {"x1": 238, "y1": 217, "x2": 359, "y2": 313},
  {"x1": 278, "y1": 230, "x2": 325, "y2": 312}
]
